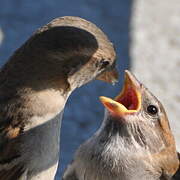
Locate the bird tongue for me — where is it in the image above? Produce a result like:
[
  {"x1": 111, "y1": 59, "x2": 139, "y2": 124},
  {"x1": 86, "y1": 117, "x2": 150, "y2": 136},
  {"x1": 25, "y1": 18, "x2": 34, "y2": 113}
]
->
[
  {"x1": 116, "y1": 86, "x2": 138, "y2": 110},
  {"x1": 99, "y1": 70, "x2": 141, "y2": 115}
]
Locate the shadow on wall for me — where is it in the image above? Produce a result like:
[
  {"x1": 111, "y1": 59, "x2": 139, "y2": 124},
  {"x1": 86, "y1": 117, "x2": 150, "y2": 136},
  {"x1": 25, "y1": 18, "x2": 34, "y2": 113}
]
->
[{"x1": 0, "y1": 0, "x2": 132, "y2": 178}]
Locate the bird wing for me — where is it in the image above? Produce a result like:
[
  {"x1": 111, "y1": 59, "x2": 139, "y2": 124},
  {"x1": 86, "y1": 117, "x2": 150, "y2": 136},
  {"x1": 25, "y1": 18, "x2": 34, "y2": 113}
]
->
[
  {"x1": 0, "y1": 126, "x2": 27, "y2": 180},
  {"x1": 172, "y1": 152, "x2": 180, "y2": 180},
  {"x1": 62, "y1": 160, "x2": 79, "y2": 180},
  {"x1": 0, "y1": 164, "x2": 27, "y2": 180}
]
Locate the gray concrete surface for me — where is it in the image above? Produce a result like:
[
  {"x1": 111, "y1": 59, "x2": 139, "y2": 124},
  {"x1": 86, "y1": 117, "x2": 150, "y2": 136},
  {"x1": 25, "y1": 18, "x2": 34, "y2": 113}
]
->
[
  {"x1": 0, "y1": 0, "x2": 179, "y2": 179},
  {"x1": 131, "y1": 0, "x2": 180, "y2": 151}
]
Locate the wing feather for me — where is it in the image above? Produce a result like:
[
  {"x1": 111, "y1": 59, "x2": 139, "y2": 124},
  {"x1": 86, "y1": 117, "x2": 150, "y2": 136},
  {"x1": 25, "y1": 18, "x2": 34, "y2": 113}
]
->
[
  {"x1": 0, "y1": 164, "x2": 27, "y2": 180},
  {"x1": 62, "y1": 160, "x2": 79, "y2": 180},
  {"x1": 173, "y1": 152, "x2": 180, "y2": 180}
]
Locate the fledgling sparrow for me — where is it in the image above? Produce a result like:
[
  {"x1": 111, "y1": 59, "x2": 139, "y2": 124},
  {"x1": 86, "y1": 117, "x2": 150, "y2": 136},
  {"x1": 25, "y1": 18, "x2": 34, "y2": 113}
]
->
[{"x1": 63, "y1": 70, "x2": 179, "y2": 180}]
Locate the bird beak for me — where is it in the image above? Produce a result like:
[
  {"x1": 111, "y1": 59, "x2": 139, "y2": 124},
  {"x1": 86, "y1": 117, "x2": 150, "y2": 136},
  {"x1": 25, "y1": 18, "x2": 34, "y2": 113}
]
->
[
  {"x1": 99, "y1": 70, "x2": 142, "y2": 116},
  {"x1": 96, "y1": 67, "x2": 119, "y2": 85}
]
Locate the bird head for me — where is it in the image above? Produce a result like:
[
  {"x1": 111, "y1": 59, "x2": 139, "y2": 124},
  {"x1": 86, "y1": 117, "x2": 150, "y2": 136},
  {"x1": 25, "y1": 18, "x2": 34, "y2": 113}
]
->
[
  {"x1": 54, "y1": 16, "x2": 119, "y2": 89},
  {"x1": 99, "y1": 70, "x2": 179, "y2": 178},
  {"x1": 19, "y1": 16, "x2": 118, "y2": 91}
]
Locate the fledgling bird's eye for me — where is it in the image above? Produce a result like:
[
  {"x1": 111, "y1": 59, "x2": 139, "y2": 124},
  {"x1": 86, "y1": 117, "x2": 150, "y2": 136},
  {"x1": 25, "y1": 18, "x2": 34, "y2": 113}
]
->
[
  {"x1": 99, "y1": 59, "x2": 110, "y2": 69},
  {"x1": 147, "y1": 105, "x2": 158, "y2": 115}
]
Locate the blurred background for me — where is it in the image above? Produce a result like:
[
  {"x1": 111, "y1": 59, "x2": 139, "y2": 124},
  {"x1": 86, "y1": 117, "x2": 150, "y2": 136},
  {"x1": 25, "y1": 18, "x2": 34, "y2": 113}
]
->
[{"x1": 0, "y1": 0, "x2": 179, "y2": 178}]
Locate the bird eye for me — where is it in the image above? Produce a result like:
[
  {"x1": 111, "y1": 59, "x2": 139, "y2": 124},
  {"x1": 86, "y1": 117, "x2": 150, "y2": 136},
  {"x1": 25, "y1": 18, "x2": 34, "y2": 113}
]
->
[
  {"x1": 147, "y1": 105, "x2": 158, "y2": 115},
  {"x1": 100, "y1": 59, "x2": 110, "y2": 69}
]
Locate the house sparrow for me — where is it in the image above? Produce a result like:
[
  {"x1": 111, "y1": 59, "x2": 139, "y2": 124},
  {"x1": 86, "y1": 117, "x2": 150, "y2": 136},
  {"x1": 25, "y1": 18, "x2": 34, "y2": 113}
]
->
[
  {"x1": 62, "y1": 70, "x2": 179, "y2": 180},
  {"x1": 0, "y1": 16, "x2": 118, "y2": 180}
]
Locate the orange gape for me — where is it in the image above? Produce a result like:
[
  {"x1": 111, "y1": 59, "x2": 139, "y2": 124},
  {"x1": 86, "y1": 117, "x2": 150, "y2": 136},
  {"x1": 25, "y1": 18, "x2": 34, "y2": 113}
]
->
[
  {"x1": 100, "y1": 70, "x2": 179, "y2": 178},
  {"x1": 116, "y1": 87, "x2": 139, "y2": 110},
  {"x1": 63, "y1": 70, "x2": 179, "y2": 180},
  {"x1": 100, "y1": 70, "x2": 142, "y2": 116}
]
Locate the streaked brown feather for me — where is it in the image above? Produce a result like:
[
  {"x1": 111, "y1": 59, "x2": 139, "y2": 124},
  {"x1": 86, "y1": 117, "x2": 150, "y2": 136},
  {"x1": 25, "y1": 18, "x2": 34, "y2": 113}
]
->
[
  {"x1": 0, "y1": 164, "x2": 26, "y2": 180},
  {"x1": 172, "y1": 152, "x2": 180, "y2": 180}
]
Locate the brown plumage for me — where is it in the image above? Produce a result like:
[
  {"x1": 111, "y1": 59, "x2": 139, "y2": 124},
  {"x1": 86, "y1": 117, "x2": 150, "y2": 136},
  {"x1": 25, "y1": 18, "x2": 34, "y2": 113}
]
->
[
  {"x1": 63, "y1": 70, "x2": 179, "y2": 180},
  {"x1": 0, "y1": 16, "x2": 118, "y2": 180},
  {"x1": 173, "y1": 153, "x2": 180, "y2": 179}
]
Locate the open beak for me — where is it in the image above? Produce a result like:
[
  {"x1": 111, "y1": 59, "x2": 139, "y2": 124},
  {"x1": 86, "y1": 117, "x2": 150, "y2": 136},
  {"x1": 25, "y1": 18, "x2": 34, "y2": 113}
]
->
[
  {"x1": 99, "y1": 70, "x2": 142, "y2": 116},
  {"x1": 96, "y1": 67, "x2": 119, "y2": 85}
]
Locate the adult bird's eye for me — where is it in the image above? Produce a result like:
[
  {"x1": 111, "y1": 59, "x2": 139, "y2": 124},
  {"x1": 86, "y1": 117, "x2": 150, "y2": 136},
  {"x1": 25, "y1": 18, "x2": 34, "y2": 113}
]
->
[
  {"x1": 100, "y1": 59, "x2": 110, "y2": 69},
  {"x1": 147, "y1": 105, "x2": 158, "y2": 115}
]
